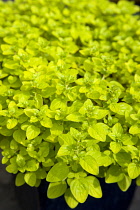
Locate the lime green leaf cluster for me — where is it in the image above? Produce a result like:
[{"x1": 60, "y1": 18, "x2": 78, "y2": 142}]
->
[{"x1": 0, "y1": 0, "x2": 140, "y2": 208}]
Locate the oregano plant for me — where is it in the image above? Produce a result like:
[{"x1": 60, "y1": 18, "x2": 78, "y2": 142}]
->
[{"x1": 0, "y1": 0, "x2": 140, "y2": 208}]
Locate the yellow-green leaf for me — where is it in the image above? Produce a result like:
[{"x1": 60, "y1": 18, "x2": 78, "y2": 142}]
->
[
  {"x1": 24, "y1": 173, "x2": 36, "y2": 187},
  {"x1": 47, "y1": 181, "x2": 67, "y2": 199},
  {"x1": 128, "y1": 163, "x2": 140, "y2": 179},
  {"x1": 70, "y1": 178, "x2": 88, "y2": 203},
  {"x1": 46, "y1": 162, "x2": 69, "y2": 182},
  {"x1": 80, "y1": 155, "x2": 99, "y2": 175},
  {"x1": 64, "y1": 188, "x2": 79, "y2": 209},
  {"x1": 118, "y1": 175, "x2": 131, "y2": 191},
  {"x1": 86, "y1": 176, "x2": 102, "y2": 198},
  {"x1": 7, "y1": 119, "x2": 18, "y2": 129},
  {"x1": 88, "y1": 123, "x2": 108, "y2": 142},
  {"x1": 26, "y1": 125, "x2": 40, "y2": 140}
]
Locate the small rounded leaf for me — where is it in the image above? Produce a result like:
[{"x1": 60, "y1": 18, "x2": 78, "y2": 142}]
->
[
  {"x1": 46, "y1": 162, "x2": 69, "y2": 182},
  {"x1": 15, "y1": 173, "x2": 25, "y2": 186},
  {"x1": 7, "y1": 119, "x2": 18, "y2": 129},
  {"x1": 86, "y1": 176, "x2": 102, "y2": 198},
  {"x1": 47, "y1": 181, "x2": 67, "y2": 199},
  {"x1": 64, "y1": 188, "x2": 79, "y2": 209},
  {"x1": 70, "y1": 178, "x2": 88, "y2": 203},
  {"x1": 80, "y1": 155, "x2": 99, "y2": 175},
  {"x1": 118, "y1": 175, "x2": 132, "y2": 192},
  {"x1": 128, "y1": 163, "x2": 140, "y2": 179},
  {"x1": 13, "y1": 130, "x2": 26, "y2": 144},
  {"x1": 24, "y1": 173, "x2": 36, "y2": 187},
  {"x1": 26, "y1": 125, "x2": 40, "y2": 140},
  {"x1": 105, "y1": 165, "x2": 124, "y2": 183}
]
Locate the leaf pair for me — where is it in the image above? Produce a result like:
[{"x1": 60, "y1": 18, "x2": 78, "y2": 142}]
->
[{"x1": 70, "y1": 176, "x2": 102, "y2": 204}]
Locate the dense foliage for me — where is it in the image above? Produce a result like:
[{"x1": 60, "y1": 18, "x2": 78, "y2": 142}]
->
[{"x1": 0, "y1": 0, "x2": 140, "y2": 208}]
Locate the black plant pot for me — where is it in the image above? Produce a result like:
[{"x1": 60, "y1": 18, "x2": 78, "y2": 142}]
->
[{"x1": 38, "y1": 179, "x2": 136, "y2": 210}]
